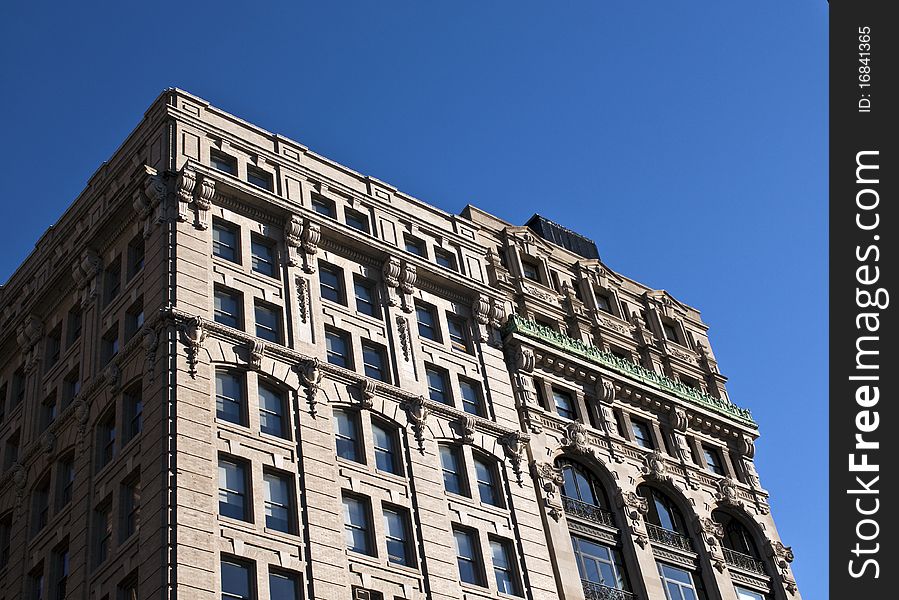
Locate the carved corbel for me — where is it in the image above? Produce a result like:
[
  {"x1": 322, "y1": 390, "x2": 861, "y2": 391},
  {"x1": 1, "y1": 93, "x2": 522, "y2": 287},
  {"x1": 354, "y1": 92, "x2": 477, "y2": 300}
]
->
[
  {"x1": 694, "y1": 516, "x2": 727, "y2": 573},
  {"x1": 715, "y1": 477, "x2": 745, "y2": 509},
  {"x1": 300, "y1": 219, "x2": 320, "y2": 273},
  {"x1": 284, "y1": 215, "x2": 303, "y2": 267},
  {"x1": 616, "y1": 490, "x2": 650, "y2": 548},
  {"x1": 398, "y1": 262, "x2": 417, "y2": 313},
  {"x1": 176, "y1": 168, "x2": 196, "y2": 222},
  {"x1": 104, "y1": 363, "x2": 121, "y2": 393},
  {"x1": 300, "y1": 359, "x2": 324, "y2": 415},
  {"x1": 249, "y1": 339, "x2": 266, "y2": 371},
  {"x1": 768, "y1": 541, "x2": 798, "y2": 595},
  {"x1": 357, "y1": 378, "x2": 376, "y2": 409},
  {"x1": 455, "y1": 415, "x2": 477, "y2": 445},
  {"x1": 499, "y1": 431, "x2": 529, "y2": 485},
  {"x1": 382, "y1": 257, "x2": 402, "y2": 307},
  {"x1": 506, "y1": 342, "x2": 535, "y2": 373},
  {"x1": 141, "y1": 166, "x2": 167, "y2": 229},
  {"x1": 75, "y1": 250, "x2": 102, "y2": 309},
  {"x1": 16, "y1": 315, "x2": 43, "y2": 373},
  {"x1": 641, "y1": 449, "x2": 673, "y2": 483},
  {"x1": 194, "y1": 175, "x2": 216, "y2": 230},
  {"x1": 532, "y1": 461, "x2": 565, "y2": 519},
  {"x1": 402, "y1": 396, "x2": 429, "y2": 454},
  {"x1": 561, "y1": 421, "x2": 595, "y2": 458},
  {"x1": 472, "y1": 294, "x2": 493, "y2": 341},
  {"x1": 40, "y1": 431, "x2": 57, "y2": 455},
  {"x1": 180, "y1": 316, "x2": 207, "y2": 378}
]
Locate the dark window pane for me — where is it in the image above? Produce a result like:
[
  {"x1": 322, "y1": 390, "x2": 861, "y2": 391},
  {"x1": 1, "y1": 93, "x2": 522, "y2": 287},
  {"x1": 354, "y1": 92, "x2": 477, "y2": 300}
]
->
[
  {"x1": 345, "y1": 209, "x2": 369, "y2": 233},
  {"x1": 214, "y1": 289, "x2": 242, "y2": 328},
  {"x1": 435, "y1": 248, "x2": 457, "y2": 271},
  {"x1": 460, "y1": 380, "x2": 482, "y2": 416},
  {"x1": 426, "y1": 367, "x2": 448, "y2": 403},
  {"x1": 362, "y1": 343, "x2": 387, "y2": 382},
  {"x1": 213, "y1": 223, "x2": 238, "y2": 262},
  {"x1": 334, "y1": 410, "x2": 360, "y2": 462},
  {"x1": 255, "y1": 303, "x2": 281, "y2": 343},
  {"x1": 259, "y1": 385, "x2": 286, "y2": 438},
  {"x1": 311, "y1": 196, "x2": 335, "y2": 217},
  {"x1": 325, "y1": 330, "x2": 350, "y2": 368},
  {"x1": 474, "y1": 457, "x2": 500, "y2": 506},
  {"x1": 216, "y1": 371, "x2": 245, "y2": 425},
  {"x1": 218, "y1": 460, "x2": 247, "y2": 521},
  {"x1": 404, "y1": 236, "x2": 425, "y2": 257},
  {"x1": 553, "y1": 390, "x2": 576, "y2": 420},
  {"x1": 342, "y1": 496, "x2": 372, "y2": 555},
  {"x1": 247, "y1": 166, "x2": 272, "y2": 191},
  {"x1": 319, "y1": 265, "x2": 344, "y2": 304},
  {"x1": 440, "y1": 446, "x2": 466, "y2": 496},
  {"x1": 384, "y1": 508, "x2": 411, "y2": 566},
  {"x1": 416, "y1": 306, "x2": 439, "y2": 341},
  {"x1": 447, "y1": 317, "x2": 469, "y2": 352},
  {"x1": 264, "y1": 473, "x2": 292, "y2": 533},
  {"x1": 454, "y1": 529, "x2": 484, "y2": 586},
  {"x1": 631, "y1": 420, "x2": 654, "y2": 449},
  {"x1": 211, "y1": 151, "x2": 237, "y2": 176},
  {"x1": 269, "y1": 571, "x2": 300, "y2": 600},
  {"x1": 491, "y1": 539, "x2": 521, "y2": 596},
  {"x1": 354, "y1": 279, "x2": 378, "y2": 317},
  {"x1": 373, "y1": 422, "x2": 398, "y2": 474},
  {"x1": 221, "y1": 559, "x2": 252, "y2": 600},
  {"x1": 251, "y1": 240, "x2": 276, "y2": 277}
]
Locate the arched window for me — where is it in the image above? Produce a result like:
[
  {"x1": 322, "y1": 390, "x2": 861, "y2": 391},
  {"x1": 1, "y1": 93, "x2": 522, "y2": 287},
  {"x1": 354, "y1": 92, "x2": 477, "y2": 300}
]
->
[
  {"x1": 557, "y1": 460, "x2": 614, "y2": 527},
  {"x1": 638, "y1": 486, "x2": 686, "y2": 534},
  {"x1": 713, "y1": 511, "x2": 767, "y2": 575}
]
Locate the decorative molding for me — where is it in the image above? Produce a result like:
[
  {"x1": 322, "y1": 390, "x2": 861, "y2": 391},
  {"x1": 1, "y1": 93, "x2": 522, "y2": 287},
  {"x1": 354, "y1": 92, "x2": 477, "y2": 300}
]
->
[
  {"x1": 284, "y1": 214, "x2": 303, "y2": 267},
  {"x1": 300, "y1": 359, "x2": 324, "y2": 415},
  {"x1": 402, "y1": 396, "x2": 429, "y2": 454},
  {"x1": 16, "y1": 315, "x2": 43, "y2": 373},
  {"x1": 180, "y1": 316, "x2": 207, "y2": 378},
  {"x1": 616, "y1": 490, "x2": 649, "y2": 548},
  {"x1": 694, "y1": 516, "x2": 726, "y2": 573},
  {"x1": 249, "y1": 339, "x2": 266, "y2": 370},
  {"x1": 176, "y1": 168, "x2": 196, "y2": 222},
  {"x1": 715, "y1": 477, "x2": 744, "y2": 509},
  {"x1": 499, "y1": 431, "x2": 529, "y2": 485},
  {"x1": 767, "y1": 541, "x2": 798, "y2": 595},
  {"x1": 561, "y1": 421, "x2": 595, "y2": 457},
  {"x1": 641, "y1": 449, "x2": 673, "y2": 483},
  {"x1": 194, "y1": 174, "x2": 216, "y2": 230},
  {"x1": 456, "y1": 415, "x2": 476, "y2": 444},
  {"x1": 296, "y1": 277, "x2": 309, "y2": 324},
  {"x1": 396, "y1": 315, "x2": 412, "y2": 362},
  {"x1": 300, "y1": 220, "x2": 320, "y2": 273},
  {"x1": 142, "y1": 327, "x2": 159, "y2": 383},
  {"x1": 357, "y1": 378, "x2": 376, "y2": 409}
]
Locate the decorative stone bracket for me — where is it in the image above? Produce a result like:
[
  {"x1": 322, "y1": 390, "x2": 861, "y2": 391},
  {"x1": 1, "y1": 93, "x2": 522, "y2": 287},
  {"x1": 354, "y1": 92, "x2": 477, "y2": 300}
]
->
[
  {"x1": 499, "y1": 431, "x2": 529, "y2": 485},
  {"x1": 616, "y1": 490, "x2": 650, "y2": 548},
  {"x1": 694, "y1": 516, "x2": 727, "y2": 573},
  {"x1": 532, "y1": 461, "x2": 565, "y2": 520},
  {"x1": 402, "y1": 395, "x2": 429, "y2": 453},
  {"x1": 768, "y1": 540, "x2": 798, "y2": 595},
  {"x1": 180, "y1": 316, "x2": 207, "y2": 378},
  {"x1": 300, "y1": 359, "x2": 324, "y2": 415},
  {"x1": 641, "y1": 449, "x2": 673, "y2": 484},
  {"x1": 249, "y1": 339, "x2": 266, "y2": 371},
  {"x1": 561, "y1": 421, "x2": 596, "y2": 458},
  {"x1": 71, "y1": 250, "x2": 102, "y2": 309},
  {"x1": 471, "y1": 293, "x2": 504, "y2": 343},
  {"x1": 133, "y1": 166, "x2": 167, "y2": 238},
  {"x1": 177, "y1": 168, "x2": 216, "y2": 230},
  {"x1": 16, "y1": 315, "x2": 43, "y2": 373},
  {"x1": 382, "y1": 256, "x2": 416, "y2": 313}
]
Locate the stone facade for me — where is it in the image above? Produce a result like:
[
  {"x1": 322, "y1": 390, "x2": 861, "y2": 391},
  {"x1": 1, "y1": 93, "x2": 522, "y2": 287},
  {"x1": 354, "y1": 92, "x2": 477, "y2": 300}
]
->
[{"x1": 0, "y1": 89, "x2": 799, "y2": 600}]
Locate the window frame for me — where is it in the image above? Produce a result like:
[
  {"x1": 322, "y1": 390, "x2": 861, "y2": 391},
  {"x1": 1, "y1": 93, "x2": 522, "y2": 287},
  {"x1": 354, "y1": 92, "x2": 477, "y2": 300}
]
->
[
  {"x1": 361, "y1": 340, "x2": 390, "y2": 383},
  {"x1": 250, "y1": 236, "x2": 278, "y2": 278},
  {"x1": 210, "y1": 150, "x2": 238, "y2": 176},
  {"x1": 263, "y1": 469, "x2": 296, "y2": 534},
  {"x1": 212, "y1": 220, "x2": 240, "y2": 263},
  {"x1": 425, "y1": 365, "x2": 450, "y2": 404},
  {"x1": 254, "y1": 300, "x2": 283, "y2": 343},
  {"x1": 218, "y1": 456, "x2": 251, "y2": 523},
  {"x1": 383, "y1": 504, "x2": 415, "y2": 567},
  {"x1": 318, "y1": 262, "x2": 346, "y2": 305},
  {"x1": 344, "y1": 207, "x2": 370, "y2": 234},
  {"x1": 372, "y1": 418, "x2": 401, "y2": 475},
  {"x1": 552, "y1": 388, "x2": 577, "y2": 421},
  {"x1": 435, "y1": 247, "x2": 458, "y2": 271},
  {"x1": 489, "y1": 536, "x2": 522, "y2": 596},
  {"x1": 221, "y1": 556, "x2": 255, "y2": 600},
  {"x1": 334, "y1": 408, "x2": 363, "y2": 463},
  {"x1": 215, "y1": 370, "x2": 247, "y2": 427},
  {"x1": 473, "y1": 453, "x2": 503, "y2": 508},
  {"x1": 453, "y1": 526, "x2": 486, "y2": 587},
  {"x1": 246, "y1": 165, "x2": 273, "y2": 191},
  {"x1": 342, "y1": 493, "x2": 375, "y2": 556},
  {"x1": 439, "y1": 444, "x2": 469, "y2": 497},
  {"x1": 325, "y1": 327, "x2": 352, "y2": 368},
  {"x1": 213, "y1": 286, "x2": 244, "y2": 329},
  {"x1": 353, "y1": 276, "x2": 379, "y2": 318},
  {"x1": 415, "y1": 303, "x2": 440, "y2": 342},
  {"x1": 446, "y1": 314, "x2": 471, "y2": 353},
  {"x1": 459, "y1": 378, "x2": 484, "y2": 417},
  {"x1": 258, "y1": 381, "x2": 289, "y2": 439}
]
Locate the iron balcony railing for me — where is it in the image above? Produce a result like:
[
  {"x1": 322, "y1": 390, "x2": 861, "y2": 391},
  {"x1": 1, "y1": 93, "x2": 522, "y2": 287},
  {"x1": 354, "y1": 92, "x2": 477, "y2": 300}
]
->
[
  {"x1": 581, "y1": 579, "x2": 636, "y2": 600},
  {"x1": 561, "y1": 495, "x2": 616, "y2": 527},
  {"x1": 645, "y1": 523, "x2": 694, "y2": 552},
  {"x1": 723, "y1": 547, "x2": 767, "y2": 575}
]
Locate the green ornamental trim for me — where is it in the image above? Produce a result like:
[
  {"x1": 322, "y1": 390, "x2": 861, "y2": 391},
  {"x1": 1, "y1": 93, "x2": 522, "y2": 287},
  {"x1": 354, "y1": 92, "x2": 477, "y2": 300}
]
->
[{"x1": 502, "y1": 315, "x2": 757, "y2": 427}]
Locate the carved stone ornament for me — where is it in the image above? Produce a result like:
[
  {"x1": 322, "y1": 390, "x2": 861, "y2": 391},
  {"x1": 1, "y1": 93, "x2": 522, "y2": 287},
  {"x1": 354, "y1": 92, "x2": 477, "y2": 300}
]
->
[
  {"x1": 103, "y1": 363, "x2": 121, "y2": 393},
  {"x1": 12, "y1": 463, "x2": 28, "y2": 514},
  {"x1": 506, "y1": 343, "x2": 535, "y2": 373},
  {"x1": 641, "y1": 449, "x2": 672, "y2": 483},
  {"x1": 73, "y1": 250, "x2": 102, "y2": 308},
  {"x1": 742, "y1": 458, "x2": 761, "y2": 488},
  {"x1": 176, "y1": 168, "x2": 196, "y2": 222},
  {"x1": 561, "y1": 421, "x2": 595, "y2": 457},
  {"x1": 142, "y1": 327, "x2": 159, "y2": 383},
  {"x1": 694, "y1": 516, "x2": 727, "y2": 573},
  {"x1": 382, "y1": 256, "x2": 401, "y2": 290},
  {"x1": 300, "y1": 359, "x2": 324, "y2": 415},
  {"x1": 499, "y1": 431, "x2": 529, "y2": 485},
  {"x1": 532, "y1": 461, "x2": 565, "y2": 500},
  {"x1": 74, "y1": 398, "x2": 91, "y2": 443},
  {"x1": 768, "y1": 541, "x2": 798, "y2": 595},
  {"x1": 472, "y1": 294, "x2": 491, "y2": 325},
  {"x1": 715, "y1": 477, "x2": 744, "y2": 508},
  {"x1": 616, "y1": 490, "x2": 650, "y2": 548},
  {"x1": 670, "y1": 406, "x2": 689, "y2": 432},
  {"x1": 739, "y1": 434, "x2": 756, "y2": 459},
  {"x1": 249, "y1": 339, "x2": 266, "y2": 371},
  {"x1": 357, "y1": 378, "x2": 377, "y2": 409},
  {"x1": 284, "y1": 215, "x2": 303, "y2": 267},
  {"x1": 296, "y1": 277, "x2": 310, "y2": 324},
  {"x1": 300, "y1": 220, "x2": 320, "y2": 273},
  {"x1": 134, "y1": 166, "x2": 167, "y2": 236},
  {"x1": 673, "y1": 432, "x2": 694, "y2": 464},
  {"x1": 456, "y1": 415, "x2": 476, "y2": 445},
  {"x1": 180, "y1": 316, "x2": 207, "y2": 378},
  {"x1": 381, "y1": 256, "x2": 416, "y2": 312},
  {"x1": 194, "y1": 175, "x2": 216, "y2": 230},
  {"x1": 16, "y1": 315, "x2": 43, "y2": 372},
  {"x1": 396, "y1": 315, "x2": 412, "y2": 361},
  {"x1": 596, "y1": 376, "x2": 616, "y2": 404},
  {"x1": 402, "y1": 395, "x2": 429, "y2": 454},
  {"x1": 40, "y1": 430, "x2": 57, "y2": 455}
]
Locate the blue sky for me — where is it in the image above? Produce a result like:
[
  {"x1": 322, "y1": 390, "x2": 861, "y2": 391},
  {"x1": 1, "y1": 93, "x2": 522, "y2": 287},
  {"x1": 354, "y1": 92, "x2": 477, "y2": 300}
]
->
[{"x1": 1, "y1": 1, "x2": 828, "y2": 596}]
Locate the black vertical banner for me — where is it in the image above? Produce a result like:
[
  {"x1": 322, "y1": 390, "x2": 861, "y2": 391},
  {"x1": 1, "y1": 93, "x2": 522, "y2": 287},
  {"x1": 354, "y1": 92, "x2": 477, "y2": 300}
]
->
[{"x1": 830, "y1": 1, "x2": 897, "y2": 598}]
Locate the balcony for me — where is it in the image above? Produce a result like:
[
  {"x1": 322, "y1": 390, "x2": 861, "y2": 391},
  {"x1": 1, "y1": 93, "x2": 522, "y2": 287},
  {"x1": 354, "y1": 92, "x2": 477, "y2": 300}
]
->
[
  {"x1": 723, "y1": 547, "x2": 767, "y2": 575},
  {"x1": 646, "y1": 523, "x2": 693, "y2": 552},
  {"x1": 562, "y1": 495, "x2": 616, "y2": 527},
  {"x1": 581, "y1": 579, "x2": 636, "y2": 600}
]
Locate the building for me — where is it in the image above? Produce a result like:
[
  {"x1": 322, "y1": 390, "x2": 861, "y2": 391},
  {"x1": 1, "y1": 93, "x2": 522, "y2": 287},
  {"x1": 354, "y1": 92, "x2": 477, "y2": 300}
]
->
[{"x1": 0, "y1": 89, "x2": 800, "y2": 600}]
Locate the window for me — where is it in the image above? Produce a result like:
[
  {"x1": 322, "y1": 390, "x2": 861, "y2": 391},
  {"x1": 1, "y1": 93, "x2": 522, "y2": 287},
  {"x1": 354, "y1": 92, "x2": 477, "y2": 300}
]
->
[
  {"x1": 552, "y1": 389, "x2": 577, "y2": 420},
  {"x1": 404, "y1": 235, "x2": 426, "y2": 257},
  {"x1": 658, "y1": 563, "x2": 704, "y2": 600},
  {"x1": 425, "y1": 365, "x2": 450, "y2": 404},
  {"x1": 318, "y1": 263, "x2": 345, "y2": 304},
  {"x1": 32, "y1": 476, "x2": 50, "y2": 535},
  {"x1": 124, "y1": 385, "x2": 143, "y2": 443},
  {"x1": 415, "y1": 304, "x2": 439, "y2": 341},
  {"x1": 125, "y1": 297, "x2": 145, "y2": 340},
  {"x1": 215, "y1": 371, "x2": 246, "y2": 426},
  {"x1": 383, "y1": 506, "x2": 413, "y2": 566},
  {"x1": 639, "y1": 486, "x2": 686, "y2": 534},
  {"x1": 361, "y1": 341, "x2": 389, "y2": 382},
  {"x1": 45, "y1": 325, "x2": 61, "y2": 367},
  {"x1": 214, "y1": 287, "x2": 243, "y2": 328},
  {"x1": 311, "y1": 194, "x2": 335, "y2": 217},
  {"x1": 100, "y1": 324, "x2": 119, "y2": 366},
  {"x1": 435, "y1": 248, "x2": 457, "y2": 271},
  {"x1": 735, "y1": 587, "x2": 765, "y2": 600},
  {"x1": 595, "y1": 292, "x2": 613, "y2": 313},
  {"x1": 680, "y1": 375, "x2": 701, "y2": 391},
  {"x1": 61, "y1": 367, "x2": 80, "y2": 408},
  {"x1": 94, "y1": 500, "x2": 112, "y2": 567},
  {"x1": 127, "y1": 234, "x2": 145, "y2": 280},
  {"x1": 263, "y1": 471, "x2": 294, "y2": 533},
  {"x1": 29, "y1": 564, "x2": 44, "y2": 600},
  {"x1": 703, "y1": 446, "x2": 726, "y2": 476},
  {"x1": 353, "y1": 277, "x2": 379, "y2": 317},
  {"x1": 446, "y1": 315, "x2": 470, "y2": 353},
  {"x1": 211, "y1": 150, "x2": 237, "y2": 175},
  {"x1": 118, "y1": 572, "x2": 138, "y2": 600},
  {"x1": 96, "y1": 410, "x2": 116, "y2": 470},
  {"x1": 559, "y1": 461, "x2": 604, "y2": 508},
  {"x1": 714, "y1": 511, "x2": 762, "y2": 559},
  {"x1": 12, "y1": 368, "x2": 25, "y2": 408},
  {"x1": 521, "y1": 260, "x2": 540, "y2": 282},
  {"x1": 662, "y1": 321, "x2": 680, "y2": 344},
  {"x1": 0, "y1": 384, "x2": 5, "y2": 424},
  {"x1": 40, "y1": 391, "x2": 57, "y2": 431},
  {"x1": 57, "y1": 456, "x2": 75, "y2": 510},
  {"x1": 103, "y1": 257, "x2": 121, "y2": 306},
  {"x1": 66, "y1": 306, "x2": 82, "y2": 347},
  {"x1": 490, "y1": 538, "x2": 521, "y2": 596},
  {"x1": 268, "y1": 570, "x2": 300, "y2": 600},
  {"x1": 474, "y1": 454, "x2": 501, "y2": 507},
  {"x1": 121, "y1": 474, "x2": 141, "y2": 540},
  {"x1": 0, "y1": 513, "x2": 10, "y2": 568},
  {"x1": 372, "y1": 420, "x2": 400, "y2": 475},
  {"x1": 4, "y1": 431, "x2": 20, "y2": 470},
  {"x1": 258, "y1": 383, "x2": 287, "y2": 438},
  {"x1": 631, "y1": 418, "x2": 654, "y2": 449},
  {"x1": 325, "y1": 328, "x2": 351, "y2": 368},
  {"x1": 345, "y1": 208, "x2": 370, "y2": 233},
  {"x1": 454, "y1": 527, "x2": 485, "y2": 586},
  {"x1": 212, "y1": 221, "x2": 239, "y2": 262},
  {"x1": 440, "y1": 445, "x2": 467, "y2": 496},
  {"x1": 254, "y1": 302, "x2": 282, "y2": 343},
  {"x1": 342, "y1": 494, "x2": 373, "y2": 555},
  {"x1": 247, "y1": 165, "x2": 273, "y2": 191},
  {"x1": 571, "y1": 535, "x2": 629, "y2": 592},
  {"x1": 221, "y1": 557, "x2": 254, "y2": 600},
  {"x1": 250, "y1": 237, "x2": 277, "y2": 278},
  {"x1": 218, "y1": 457, "x2": 249, "y2": 521},
  {"x1": 334, "y1": 409, "x2": 362, "y2": 462},
  {"x1": 459, "y1": 379, "x2": 483, "y2": 416}
]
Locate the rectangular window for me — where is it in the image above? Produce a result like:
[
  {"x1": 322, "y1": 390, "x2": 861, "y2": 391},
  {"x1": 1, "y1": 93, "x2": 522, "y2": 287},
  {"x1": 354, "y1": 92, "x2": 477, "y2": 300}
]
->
[
  {"x1": 345, "y1": 208, "x2": 370, "y2": 233},
  {"x1": 121, "y1": 474, "x2": 141, "y2": 541},
  {"x1": 0, "y1": 514, "x2": 11, "y2": 568},
  {"x1": 215, "y1": 371, "x2": 246, "y2": 426},
  {"x1": 101, "y1": 324, "x2": 119, "y2": 366},
  {"x1": 552, "y1": 389, "x2": 576, "y2": 420},
  {"x1": 118, "y1": 572, "x2": 138, "y2": 600},
  {"x1": 595, "y1": 292, "x2": 613, "y2": 313},
  {"x1": 490, "y1": 538, "x2": 522, "y2": 596},
  {"x1": 254, "y1": 302, "x2": 282, "y2": 343},
  {"x1": 125, "y1": 297, "x2": 145, "y2": 340},
  {"x1": 311, "y1": 194, "x2": 335, "y2": 217},
  {"x1": 446, "y1": 315, "x2": 470, "y2": 353},
  {"x1": 45, "y1": 325, "x2": 61, "y2": 367},
  {"x1": 96, "y1": 410, "x2": 116, "y2": 470},
  {"x1": 361, "y1": 341, "x2": 389, "y2": 382},
  {"x1": 247, "y1": 166, "x2": 273, "y2": 191},
  {"x1": 56, "y1": 457, "x2": 75, "y2": 510},
  {"x1": 521, "y1": 260, "x2": 540, "y2": 282},
  {"x1": 221, "y1": 557, "x2": 254, "y2": 600},
  {"x1": 66, "y1": 306, "x2": 82, "y2": 347},
  {"x1": 268, "y1": 570, "x2": 300, "y2": 600},
  {"x1": 218, "y1": 457, "x2": 249, "y2": 522},
  {"x1": 94, "y1": 500, "x2": 112, "y2": 567},
  {"x1": 4, "y1": 431, "x2": 20, "y2": 470},
  {"x1": 662, "y1": 322, "x2": 680, "y2": 344},
  {"x1": 415, "y1": 304, "x2": 440, "y2": 341},
  {"x1": 211, "y1": 150, "x2": 238, "y2": 175},
  {"x1": 384, "y1": 506, "x2": 413, "y2": 566},
  {"x1": 40, "y1": 391, "x2": 57, "y2": 431},
  {"x1": 631, "y1": 418, "x2": 654, "y2": 449},
  {"x1": 454, "y1": 527, "x2": 485, "y2": 586},
  {"x1": 440, "y1": 445, "x2": 467, "y2": 496},
  {"x1": 124, "y1": 386, "x2": 142, "y2": 444},
  {"x1": 214, "y1": 287, "x2": 243, "y2": 329},
  {"x1": 435, "y1": 248, "x2": 457, "y2": 271},
  {"x1": 318, "y1": 263, "x2": 345, "y2": 304},
  {"x1": 0, "y1": 384, "x2": 5, "y2": 424},
  {"x1": 212, "y1": 220, "x2": 240, "y2": 263},
  {"x1": 325, "y1": 328, "x2": 351, "y2": 368},
  {"x1": 474, "y1": 455, "x2": 501, "y2": 507},
  {"x1": 703, "y1": 446, "x2": 726, "y2": 476},
  {"x1": 459, "y1": 379, "x2": 483, "y2": 416},
  {"x1": 334, "y1": 409, "x2": 362, "y2": 463},
  {"x1": 342, "y1": 494, "x2": 373, "y2": 555},
  {"x1": 426, "y1": 365, "x2": 450, "y2": 404},
  {"x1": 29, "y1": 564, "x2": 44, "y2": 600},
  {"x1": 251, "y1": 237, "x2": 276, "y2": 277},
  {"x1": 12, "y1": 368, "x2": 25, "y2": 408},
  {"x1": 32, "y1": 477, "x2": 50, "y2": 535},
  {"x1": 127, "y1": 234, "x2": 145, "y2": 280},
  {"x1": 258, "y1": 384, "x2": 287, "y2": 439},
  {"x1": 404, "y1": 235, "x2": 426, "y2": 257},
  {"x1": 263, "y1": 471, "x2": 294, "y2": 534},
  {"x1": 372, "y1": 420, "x2": 399, "y2": 475},
  {"x1": 103, "y1": 256, "x2": 121, "y2": 306},
  {"x1": 353, "y1": 277, "x2": 379, "y2": 318}
]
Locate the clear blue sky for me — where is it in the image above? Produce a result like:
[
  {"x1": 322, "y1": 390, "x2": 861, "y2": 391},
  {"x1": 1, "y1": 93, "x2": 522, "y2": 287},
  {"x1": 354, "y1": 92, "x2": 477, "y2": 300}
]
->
[{"x1": 1, "y1": 1, "x2": 828, "y2": 596}]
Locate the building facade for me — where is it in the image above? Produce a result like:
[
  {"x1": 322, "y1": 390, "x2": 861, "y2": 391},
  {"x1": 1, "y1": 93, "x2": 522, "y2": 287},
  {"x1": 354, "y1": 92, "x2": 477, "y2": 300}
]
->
[{"x1": 0, "y1": 89, "x2": 800, "y2": 600}]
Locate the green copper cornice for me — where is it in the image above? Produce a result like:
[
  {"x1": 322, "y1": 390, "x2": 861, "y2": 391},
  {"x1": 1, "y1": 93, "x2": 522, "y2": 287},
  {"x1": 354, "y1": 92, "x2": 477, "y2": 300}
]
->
[{"x1": 502, "y1": 315, "x2": 757, "y2": 428}]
